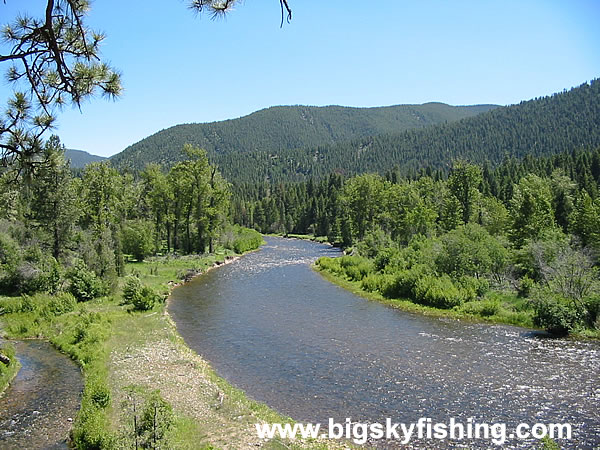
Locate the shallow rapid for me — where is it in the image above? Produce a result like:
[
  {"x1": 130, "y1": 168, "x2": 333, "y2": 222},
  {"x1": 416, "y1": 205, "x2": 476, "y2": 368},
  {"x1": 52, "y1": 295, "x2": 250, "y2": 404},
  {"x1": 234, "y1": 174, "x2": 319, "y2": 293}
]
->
[{"x1": 0, "y1": 340, "x2": 83, "y2": 449}]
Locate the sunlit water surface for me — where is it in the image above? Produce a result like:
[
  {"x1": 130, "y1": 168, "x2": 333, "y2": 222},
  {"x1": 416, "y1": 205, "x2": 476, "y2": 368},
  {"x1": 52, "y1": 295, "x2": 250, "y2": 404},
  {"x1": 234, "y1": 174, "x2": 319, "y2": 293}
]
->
[
  {"x1": 0, "y1": 340, "x2": 83, "y2": 449},
  {"x1": 169, "y1": 237, "x2": 600, "y2": 448}
]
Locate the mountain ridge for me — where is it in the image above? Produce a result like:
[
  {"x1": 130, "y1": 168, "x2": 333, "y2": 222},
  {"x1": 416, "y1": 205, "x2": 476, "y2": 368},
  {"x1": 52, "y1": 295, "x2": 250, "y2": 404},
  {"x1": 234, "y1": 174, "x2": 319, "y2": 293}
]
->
[{"x1": 110, "y1": 102, "x2": 498, "y2": 169}]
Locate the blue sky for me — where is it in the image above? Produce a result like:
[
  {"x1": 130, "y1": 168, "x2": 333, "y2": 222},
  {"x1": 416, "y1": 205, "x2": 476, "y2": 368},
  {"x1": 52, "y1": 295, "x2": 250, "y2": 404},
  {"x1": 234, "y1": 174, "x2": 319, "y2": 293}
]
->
[{"x1": 2, "y1": 0, "x2": 599, "y2": 157}]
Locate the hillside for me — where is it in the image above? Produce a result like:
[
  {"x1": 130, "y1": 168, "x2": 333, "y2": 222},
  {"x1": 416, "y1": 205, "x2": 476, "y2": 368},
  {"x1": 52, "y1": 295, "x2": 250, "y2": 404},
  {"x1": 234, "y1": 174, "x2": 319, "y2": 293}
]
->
[
  {"x1": 216, "y1": 80, "x2": 600, "y2": 182},
  {"x1": 65, "y1": 149, "x2": 106, "y2": 168},
  {"x1": 110, "y1": 103, "x2": 497, "y2": 169}
]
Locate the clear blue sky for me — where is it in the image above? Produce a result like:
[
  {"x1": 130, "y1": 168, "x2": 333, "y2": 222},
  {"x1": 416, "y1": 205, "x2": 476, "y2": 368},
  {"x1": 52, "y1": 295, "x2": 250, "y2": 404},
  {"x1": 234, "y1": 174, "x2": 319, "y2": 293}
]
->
[{"x1": 2, "y1": 0, "x2": 599, "y2": 157}]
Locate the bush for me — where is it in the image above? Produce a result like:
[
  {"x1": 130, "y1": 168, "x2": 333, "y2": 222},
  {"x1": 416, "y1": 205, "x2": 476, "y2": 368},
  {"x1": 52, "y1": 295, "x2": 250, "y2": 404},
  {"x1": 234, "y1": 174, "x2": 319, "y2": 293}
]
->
[
  {"x1": 45, "y1": 293, "x2": 77, "y2": 316},
  {"x1": 413, "y1": 274, "x2": 464, "y2": 309},
  {"x1": 316, "y1": 257, "x2": 344, "y2": 275},
  {"x1": 67, "y1": 262, "x2": 106, "y2": 302},
  {"x1": 457, "y1": 276, "x2": 489, "y2": 300},
  {"x1": 223, "y1": 226, "x2": 263, "y2": 254},
  {"x1": 0, "y1": 232, "x2": 21, "y2": 293},
  {"x1": 584, "y1": 295, "x2": 600, "y2": 328},
  {"x1": 342, "y1": 257, "x2": 373, "y2": 281},
  {"x1": 361, "y1": 274, "x2": 385, "y2": 292},
  {"x1": 459, "y1": 299, "x2": 501, "y2": 317},
  {"x1": 122, "y1": 275, "x2": 161, "y2": 311},
  {"x1": 532, "y1": 290, "x2": 585, "y2": 335},
  {"x1": 380, "y1": 265, "x2": 428, "y2": 299},
  {"x1": 518, "y1": 275, "x2": 535, "y2": 298}
]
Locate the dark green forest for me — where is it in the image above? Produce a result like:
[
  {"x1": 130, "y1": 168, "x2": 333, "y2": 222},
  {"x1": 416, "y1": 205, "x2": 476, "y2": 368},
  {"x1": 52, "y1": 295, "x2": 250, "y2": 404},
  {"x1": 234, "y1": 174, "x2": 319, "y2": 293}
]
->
[
  {"x1": 113, "y1": 80, "x2": 599, "y2": 184},
  {"x1": 111, "y1": 103, "x2": 497, "y2": 172}
]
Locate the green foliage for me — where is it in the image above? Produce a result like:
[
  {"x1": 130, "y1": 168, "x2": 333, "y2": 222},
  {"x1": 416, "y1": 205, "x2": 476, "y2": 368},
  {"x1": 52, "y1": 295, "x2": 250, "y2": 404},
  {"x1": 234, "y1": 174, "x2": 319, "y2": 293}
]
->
[
  {"x1": 584, "y1": 296, "x2": 600, "y2": 328},
  {"x1": 222, "y1": 226, "x2": 263, "y2": 254},
  {"x1": 447, "y1": 162, "x2": 482, "y2": 224},
  {"x1": 67, "y1": 262, "x2": 106, "y2": 302},
  {"x1": 139, "y1": 390, "x2": 174, "y2": 447},
  {"x1": 381, "y1": 265, "x2": 429, "y2": 300},
  {"x1": 413, "y1": 274, "x2": 464, "y2": 309},
  {"x1": 121, "y1": 388, "x2": 174, "y2": 449},
  {"x1": 459, "y1": 299, "x2": 501, "y2": 317},
  {"x1": 436, "y1": 223, "x2": 509, "y2": 279},
  {"x1": 122, "y1": 275, "x2": 161, "y2": 311},
  {"x1": 88, "y1": 376, "x2": 111, "y2": 409},
  {"x1": 0, "y1": 343, "x2": 20, "y2": 399},
  {"x1": 0, "y1": 231, "x2": 21, "y2": 292},
  {"x1": 532, "y1": 289, "x2": 586, "y2": 335},
  {"x1": 509, "y1": 174, "x2": 555, "y2": 247},
  {"x1": 122, "y1": 220, "x2": 155, "y2": 261},
  {"x1": 43, "y1": 293, "x2": 77, "y2": 317},
  {"x1": 518, "y1": 275, "x2": 535, "y2": 298}
]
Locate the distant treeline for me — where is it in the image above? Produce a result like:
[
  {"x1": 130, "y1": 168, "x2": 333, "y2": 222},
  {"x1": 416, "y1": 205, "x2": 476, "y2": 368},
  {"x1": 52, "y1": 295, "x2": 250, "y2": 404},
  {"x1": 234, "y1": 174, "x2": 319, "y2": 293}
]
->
[{"x1": 231, "y1": 146, "x2": 600, "y2": 240}]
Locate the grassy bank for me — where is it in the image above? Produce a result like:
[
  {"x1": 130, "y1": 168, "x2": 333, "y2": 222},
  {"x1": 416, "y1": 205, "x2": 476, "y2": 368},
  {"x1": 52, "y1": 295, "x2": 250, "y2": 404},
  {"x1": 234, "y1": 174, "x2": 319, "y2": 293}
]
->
[
  {"x1": 315, "y1": 264, "x2": 537, "y2": 327},
  {"x1": 315, "y1": 258, "x2": 600, "y2": 340},
  {"x1": 0, "y1": 342, "x2": 20, "y2": 395},
  {"x1": 0, "y1": 245, "x2": 339, "y2": 449}
]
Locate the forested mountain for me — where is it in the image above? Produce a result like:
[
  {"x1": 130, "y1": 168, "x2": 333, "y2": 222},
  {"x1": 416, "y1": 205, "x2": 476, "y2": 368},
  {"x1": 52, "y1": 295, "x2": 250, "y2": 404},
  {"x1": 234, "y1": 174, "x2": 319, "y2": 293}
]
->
[
  {"x1": 65, "y1": 149, "x2": 106, "y2": 168},
  {"x1": 110, "y1": 103, "x2": 496, "y2": 170},
  {"x1": 216, "y1": 80, "x2": 600, "y2": 183},
  {"x1": 112, "y1": 80, "x2": 599, "y2": 184}
]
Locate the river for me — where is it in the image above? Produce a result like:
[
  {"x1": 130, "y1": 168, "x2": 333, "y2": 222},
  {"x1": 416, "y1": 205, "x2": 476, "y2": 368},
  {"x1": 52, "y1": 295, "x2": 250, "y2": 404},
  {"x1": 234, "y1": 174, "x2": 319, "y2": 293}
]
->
[
  {"x1": 169, "y1": 236, "x2": 600, "y2": 448},
  {"x1": 0, "y1": 340, "x2": 83, "y2": 449}
]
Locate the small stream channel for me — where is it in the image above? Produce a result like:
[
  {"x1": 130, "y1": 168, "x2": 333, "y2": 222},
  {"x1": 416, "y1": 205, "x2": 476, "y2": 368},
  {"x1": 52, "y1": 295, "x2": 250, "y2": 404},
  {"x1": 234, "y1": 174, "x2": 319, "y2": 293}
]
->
[{"x1": 0, "y1": 340, "x2": 83, "y2": 449}]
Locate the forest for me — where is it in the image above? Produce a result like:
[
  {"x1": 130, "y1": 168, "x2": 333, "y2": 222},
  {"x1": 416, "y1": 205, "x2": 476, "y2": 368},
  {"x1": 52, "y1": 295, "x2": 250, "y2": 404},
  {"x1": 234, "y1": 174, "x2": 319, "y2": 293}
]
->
[
  {"x1": 113, "y1": 79, "x2": 600, "y2": 184},
  {"x1": 111, "y1": 102, "x2": 496, "y2": 172}
]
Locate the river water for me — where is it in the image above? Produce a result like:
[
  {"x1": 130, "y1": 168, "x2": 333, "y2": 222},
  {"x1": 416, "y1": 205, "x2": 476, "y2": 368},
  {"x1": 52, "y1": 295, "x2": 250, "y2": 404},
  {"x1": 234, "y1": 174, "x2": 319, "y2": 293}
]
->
[
  {"x1": 0, "y1": 340, "x2": 83, "y2": 449},
  {"x1": 169, "y1": 236, "x2": 600, "y2": 448}
]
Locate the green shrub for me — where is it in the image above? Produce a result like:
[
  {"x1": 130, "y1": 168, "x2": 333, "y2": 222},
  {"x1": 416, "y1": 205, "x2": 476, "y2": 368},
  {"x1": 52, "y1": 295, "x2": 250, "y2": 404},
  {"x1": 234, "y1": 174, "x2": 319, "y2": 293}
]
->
[
  {"x1": 316, "y1": 257, "x2": 343, "y2": 275},
  {"x1": 89, "y1": 378, "x2": 111, "y2": 408},
  {"x1": 532, "y1": 290, "x2": 585, "y2": 335},
  {"x1": 0, "y1": 232, "x2": 21, "y2": 293},
  {"x1": 122, "y1": 220, "x2": 155, "y2": 261},
  {"x1": 0, "y1": 297, "x2": 23, "y2": 314},
  {"x1": 19, "y1": 294, "x2": 39, "y2": 312},
  {"x1": 72, "y1": 404, "x2": 113, "y2": 449},
  {"x1": 224, "y1": 226, "x2": 263, "y2": 254},
  {"x1": 44, "y1": 293, "x2": 77, "y2": 316},
  {"x1": 460, "y1": 299, "x2": 501, "y2": 317},
  {"x1": 457, "y1": 276, "x2": 489, "y2": 299},
  {"x1": 361, "y1": 274, "x2": 384, "y2": 292},
  {"x1": 413, "y1": 274, "x2": 464, "y2": 309},
  {"x1": 133, "y1": 286, "x2": 160, "y2": 311},
  {"x1": 518, "y1": 275, "x2": 535, "y2": 297},
  {"x1": 381, "y1": 265, "x2": 428, "y2": 299},
  {"x1": 344, "y1": 259, "x2": 373, "y2": 281},
  {"x1": 584, "y1": 295, "x2": 600, "y2": 328},
  {"x1": 122, "y1": 275, "x2": 160, "y2": 311},
  {"x1": 122, "y1": 275, "x2": 143, "y2": 304},
  {"x1": 138, "y1": 390, "x2": 174, "y2": 446},
  {"x1": 67, "y1": 262, "x2": 106, "y2": 302},
  {"x1": 15, "y1": 255, "x2": 62, "y2": 295}
]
